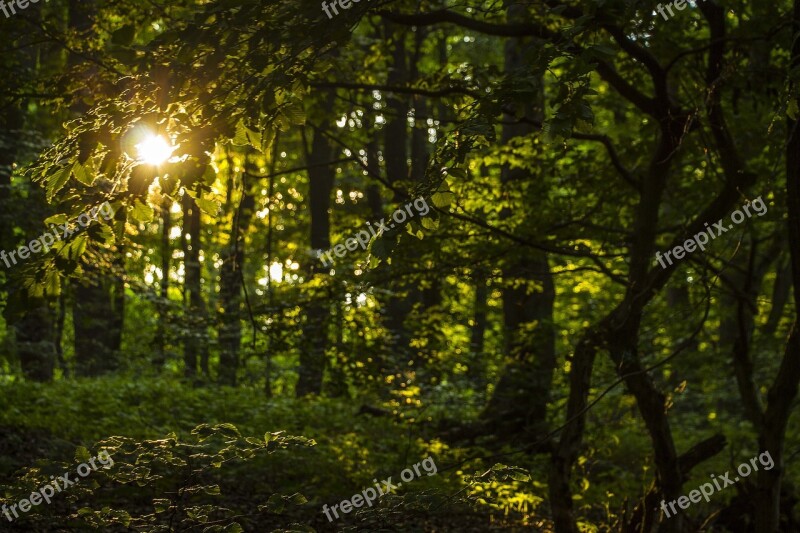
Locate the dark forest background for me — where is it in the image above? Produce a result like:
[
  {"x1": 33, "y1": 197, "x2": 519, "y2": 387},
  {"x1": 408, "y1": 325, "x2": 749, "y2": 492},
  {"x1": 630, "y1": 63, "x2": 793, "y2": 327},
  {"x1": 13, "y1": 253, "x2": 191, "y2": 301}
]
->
[{"x1": 0, "y1": 0, "x2": 799, "y2": 531}]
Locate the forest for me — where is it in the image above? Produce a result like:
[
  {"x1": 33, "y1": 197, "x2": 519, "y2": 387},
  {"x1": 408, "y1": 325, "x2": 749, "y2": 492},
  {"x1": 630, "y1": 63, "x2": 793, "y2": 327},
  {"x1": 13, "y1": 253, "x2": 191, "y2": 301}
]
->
[{"x1": 0, "y1": 0, "x2": 798, "y2": 531}]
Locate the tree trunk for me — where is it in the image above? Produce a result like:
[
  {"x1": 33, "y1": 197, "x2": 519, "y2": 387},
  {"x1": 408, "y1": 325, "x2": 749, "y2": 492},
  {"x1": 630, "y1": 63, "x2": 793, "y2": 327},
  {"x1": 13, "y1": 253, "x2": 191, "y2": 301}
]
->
[
  {"x1": 753, "y1": 3, "x2": 800, "y2": 526},
  {"x1": 296, "y1": 123, "x2": 335, "y2": 396},
  {"x1": 481, "y1": 2, "x2": 555, "y2": 442},
  {"x1": 153, "y1": 195, "x2": 171, "y2": 368},
  {"x1": 69, "y1": 0, "x2": 125, "y2": 377},
  {"x1": 182, "y1": 193, "x2": 207, "y2": 379},
  {"x1": 468, "y1": 268, "x2": 488, "y2": 387},
  {"x1": 218, "y1": 153, "x2": 256, "y2": 386},
  {"x1": 381, "y1": 21, "x2": 420, "y2": 365},
  {"x1": 16, "y1": 299, "x2": 57, "y2": 381},
  {"x1": 73, "y1": 269, "x2": 122, "y2": 376}
]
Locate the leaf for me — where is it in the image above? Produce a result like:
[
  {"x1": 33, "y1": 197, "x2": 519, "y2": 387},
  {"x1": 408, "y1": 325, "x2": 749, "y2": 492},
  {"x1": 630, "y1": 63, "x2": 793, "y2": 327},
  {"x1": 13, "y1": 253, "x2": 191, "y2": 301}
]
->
[
  {"x1": 44, "y1": 270, "x2": 61, "y2": 296},
  {"x1": 66, "y1": 234, "x2": 89, "y2": 260},
  {"x1": 202, "y1": 165, "x2": 217, "y2": 186},
  {"x1": 130, "y1": 201, "x2": 155, "y2": 223},
  {"x1": 285, "y1": 105, "x2": 306, "y2": 126},
  {"x1": 430, "y1": 192, "x2": 456, "y2": 209},
  {"x1": 203, "y1": 485, "x2": 221, "y2": 495},
  {"x1": 789, "y1": 99, "x2": 799, "y2": 121},
  {"x1": 194, "y1": 196, "x2": 220, "y2": 215},
  {"x1": 72, "y1": 162, "x2": 94, "y2": 186},
  {"x1": 369, "y1": 237, "x2": 392, "y2": 260},
  {"x1": 75, "y1": 446, "x2": 91, "y2": 463},
  {"x1": 111, "y1": 25, "x2": 136, "y2": 46},
  {"x1": 287, "y1": 493, "x2": 308, "y2": 505},
  {"x1": 232, "y1": 120, "x2": 250, "y2": 146},
  {"x1": 44, "y1": 214, "x2": 69, "y2": 225},
  {"x1": 110, "y1": 47, "x2": 137, "y2": 64},
  {"x1": 421, "y1": 217, "x2": 439, "y2": 230},
  {"x1": 589, "y1": 43, "x2": 617, "y2": 59},
  {"x1": 262, "y1": 493, "x2": 285, "y2": 514},
  {"x1": 446, "y1": 167, "x2": 468, "y2": 179},
  {"x1": 245, "y1": 126, "x2": 263, "y2": 151},
  {"x1": 46, "y1": 164, "x2": 73, "y2": 201},
  {"x1": 215, "y1": 423, "x2": 241, "y2": 439}
]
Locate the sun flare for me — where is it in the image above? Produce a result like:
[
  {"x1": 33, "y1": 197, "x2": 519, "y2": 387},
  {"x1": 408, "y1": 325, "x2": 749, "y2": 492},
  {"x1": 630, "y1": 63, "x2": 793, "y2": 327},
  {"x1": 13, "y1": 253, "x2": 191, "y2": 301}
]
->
[{"x1": 135, "y1": 135, "x2": 174, "y2": 165}]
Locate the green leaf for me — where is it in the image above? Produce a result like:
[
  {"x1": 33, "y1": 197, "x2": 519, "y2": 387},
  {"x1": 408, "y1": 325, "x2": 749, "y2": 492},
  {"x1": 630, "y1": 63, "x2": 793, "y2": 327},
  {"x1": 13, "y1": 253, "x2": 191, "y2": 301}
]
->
[
  {"x1": 110, "y1": 47, "x2": 137, "y2": 64},
  {"x1": 202, "y1": 165, "x2": 217, "y2": 186},
  {"x1": 421, "y1": 217, "x2": 439, "y2": 230},
  {"x1": 130, "y1": 201, "x2": 155, "y2": 223},
  {"x1": 111, "y1": 25, "x2": 136, "y2": 46},
  {"x1": 44, "y1": 214, "x2": 69, "y2": 225},
  {"x1": 245, "y1": 126, "x2": 263, "y2": 151},
  {"x1": 72, "y1": 162, "x2": 94, "y2": 186},
  {"x1": 194, "y1": 196, "x2": 220, "y2": 215},
  {"x1": 285, "y1": 105, "x2": 306, "y2": 126},
  {"x1": 262, "y1": 493, "x2": 285, "y2": 514},
  {"x1": 46, "y1": 164, "x2": 73, "y2": 201},
  {"x1": 203, "y1": 485, "x2": 221, "y2": 495},
  {"x1": 232, "y1": 120, "x2": 250, "y2": 146},
  {"x1": 789, "y1": 99, "x2": 799, "y2": 121},
  {"x1": 66, "y1": 234, "x2": 89, "y2": 260},
  {"x1": 446, "y1": 167, "x2": 468, "y2": 179},
  {"x1": 75, "y1": 446, "x2": 91, "y2": 463},
  {"x1": 430, "y1": 192, "x2": 456, "y2": 209},
  {"x1": 44, "y1": 270, "x2": 61, "y2": 296},
  {"x1": 589, "y1": 43, "x2": 617, "y2": 59},
  {"x1": 287, "y1": 493, "x2": 308, "y2": 505}
]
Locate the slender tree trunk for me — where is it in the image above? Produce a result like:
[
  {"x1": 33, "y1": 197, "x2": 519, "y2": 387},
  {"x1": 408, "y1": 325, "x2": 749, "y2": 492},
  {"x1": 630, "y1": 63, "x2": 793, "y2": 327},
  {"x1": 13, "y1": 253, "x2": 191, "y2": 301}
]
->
[
  {"x1": 297, "y1": 123, "x2": 335, "y2": 396},
  {"x1": 381, "y1": 21, "x2": 420, "y2": 365},
  {"x1": 468, "y1": 269, "x2": 488, "y2": 386},
  {"x1": 154, "y1": 196, "x2": 171, "y2": 368},
  {"x1": 218, "y1": 153, "x2": 256, "y2": 386},
  {"x1": 74, "y1": 273, "x2": 121, "y2": 376},
  {"x1": 182, "y1": 193, "x2": 207, "y2": 379}
]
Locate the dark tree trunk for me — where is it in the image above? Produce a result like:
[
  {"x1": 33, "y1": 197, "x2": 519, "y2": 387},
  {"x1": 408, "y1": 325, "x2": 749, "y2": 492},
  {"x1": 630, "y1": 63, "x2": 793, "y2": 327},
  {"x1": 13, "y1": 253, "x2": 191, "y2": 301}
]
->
[
  {"x1": 480, "y1": 3, "x2": 555, "y2": 442},
  {"x1": 182, "y1": 194, "x2": 208, "y2": 379},
  {"x1": 468, "y1": 269, "x2": 488, "y2": 387},
  {"x1": 68, "y1": 0, "x2": 125, "y2": 377},
  {"x1": 753, "y1": 3, "x2": 800, "y2": 527},
  {"x1": 381, "y1": 21, "x2": 421, "y2": 364},
  {"x1": 218, "y1": 154, "x2": 256, "y2": 386},
  {"x1": 73, "y1": 265, "x2": 123, "y2": 376},
  {"x1": 0, "y1": 44, "x2": 58, "y2": 382},
  {"x1": 296, "y1": 122, "x2": 335, "y2": 396},
  {"x1": 16, "y1": 299, "x2": 57, "y2": 381},
  {"x1": 719, "y1": 238, "x2": 778, "y2": 429},
  {"x1": 153, "y1": 195, "x2": 171, "y2": 368}
]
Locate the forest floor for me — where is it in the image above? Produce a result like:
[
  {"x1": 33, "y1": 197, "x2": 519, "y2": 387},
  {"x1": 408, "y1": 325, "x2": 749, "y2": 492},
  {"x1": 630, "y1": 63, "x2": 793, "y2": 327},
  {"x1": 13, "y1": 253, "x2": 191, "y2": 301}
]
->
[{"x1": 0, "y1": 376, "x2": 550, "y2": 531}]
